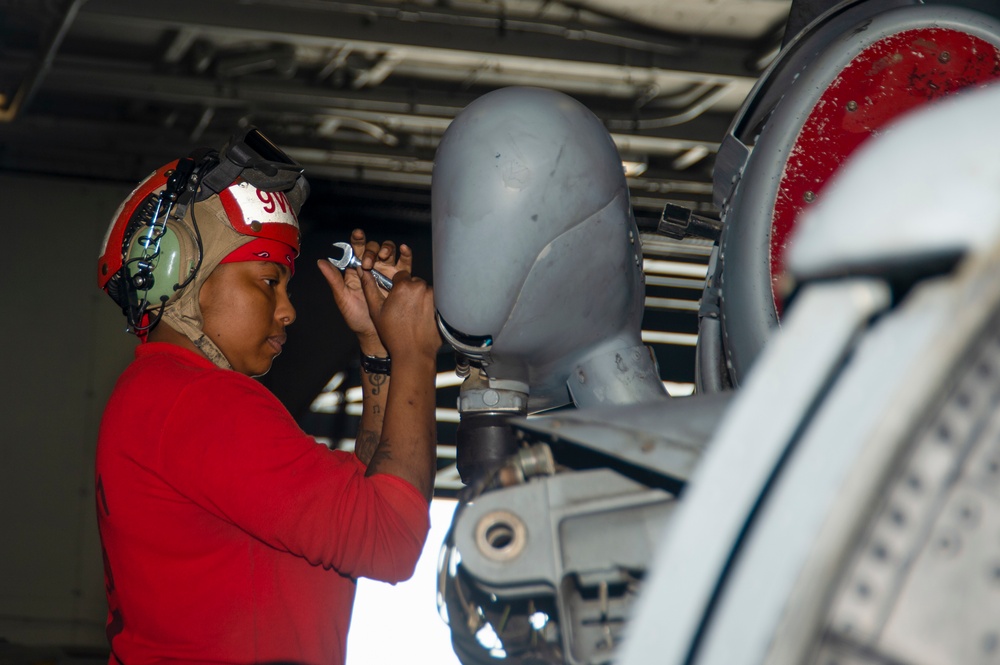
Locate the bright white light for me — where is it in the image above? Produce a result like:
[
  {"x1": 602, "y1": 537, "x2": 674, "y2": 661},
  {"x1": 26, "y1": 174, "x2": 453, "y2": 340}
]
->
[
  {"x1": 436, "y1": 371, "x2": 465, "y2": 388},
  {"x1": 347, "y1": 499, "x2": 462, "y2": 664},
  {"x1": 663, "y1": 381, "x2": 696, "y2": 397},
  {"x1": 308, "y1": 391, "x2": 344, "y2": 414},
  {"x1": 642, "y1": 258, "x2": 708, "y2": 278},
  {"x1": 529, "y1": 611, "x2": 550, "y2": 631},
  {"x1": 309, "y1": 372, "x2": 348, "y2": 413},
  {"x1": 475, "y1": 622, "x2": 506, "y2": 657},
  {"x1": 323, "y1": 371, "x2": 347, "y2": 391},
  {"x1": 641, "y1": 330, "x2": 699, "y2": 347},
  {"x1": 437, "y1": 591, "x2": 450, "y2": 624},
  {"x1": 671, "y1": 145, "x2": 710, "y2": 171},
  {"x1": 622, "y1": 160, "x2": 648, "y2": 177}
]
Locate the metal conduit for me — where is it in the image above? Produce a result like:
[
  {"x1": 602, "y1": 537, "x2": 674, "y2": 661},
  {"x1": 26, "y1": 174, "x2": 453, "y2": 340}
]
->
[{"x1": 0, "y1": 0, "x2": 87, "y2": 122}]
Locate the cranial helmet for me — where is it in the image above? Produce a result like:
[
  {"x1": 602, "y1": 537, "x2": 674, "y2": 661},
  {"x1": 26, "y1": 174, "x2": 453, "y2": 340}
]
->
[
  {"x1": 433, "y1": 87, "x2": 664, "y2": 412},
  {"x1": 98, "y1": 126, "x2": 308, "y2": 369}
]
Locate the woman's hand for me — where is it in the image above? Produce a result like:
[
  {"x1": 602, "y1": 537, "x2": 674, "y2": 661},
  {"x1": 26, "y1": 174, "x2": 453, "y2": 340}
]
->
[
  {"x1": 318, "y1": 228, "x2": 412, "y2": 356},
  {"x1": 358, "y1": 266, "x2": 441, "y2": 364}
]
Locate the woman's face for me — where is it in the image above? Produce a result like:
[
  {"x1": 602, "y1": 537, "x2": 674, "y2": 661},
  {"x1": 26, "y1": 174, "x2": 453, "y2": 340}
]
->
[{"x1": 198, "y1": 261, "x2": 295, "y2": 377}]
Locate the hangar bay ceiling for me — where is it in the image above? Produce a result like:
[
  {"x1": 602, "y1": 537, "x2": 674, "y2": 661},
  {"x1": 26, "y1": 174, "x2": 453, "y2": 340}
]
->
[{"x1": 0, "y1": 0, "x2": 791, "y2": 222}]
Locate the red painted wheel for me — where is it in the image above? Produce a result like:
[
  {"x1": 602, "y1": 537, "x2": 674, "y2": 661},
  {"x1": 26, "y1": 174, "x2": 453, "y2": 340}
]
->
[
  {"x1": 771, "y1": 28, "x2": 1000, "y2": 314},
  {"x1": 699, "y1": 2, "x2": 1000, "y2": 391}
]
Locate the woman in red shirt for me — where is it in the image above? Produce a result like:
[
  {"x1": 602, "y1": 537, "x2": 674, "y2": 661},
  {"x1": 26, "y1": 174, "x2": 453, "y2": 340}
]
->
[{"x1": 95, "y1": 128, "x2": 440, "y2": 664}]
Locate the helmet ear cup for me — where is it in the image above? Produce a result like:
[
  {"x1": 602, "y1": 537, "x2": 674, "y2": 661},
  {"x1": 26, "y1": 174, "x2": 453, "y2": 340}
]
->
[
  {"x1": 123, "y1": 223, "x2": 191, "y2": 308},
  {"x1": 114, "y1": 192, "x2": 200, "y2": 327}
]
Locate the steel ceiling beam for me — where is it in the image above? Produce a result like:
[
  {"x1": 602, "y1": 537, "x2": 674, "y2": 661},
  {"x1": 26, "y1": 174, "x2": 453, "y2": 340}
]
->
[
  {"x1": 0, "y1": 0, "x2": 751, "y2": 219},
  {"x1": 0, "y1": 116, "x2": 713, "y2": 209},
  {"x1": 77, "y1": 0, "x2": 763, "y2": 81},
  {"x1": 19, "y1": 61, "x2": 729, "y2": 151},
  {"x1": 0, "y1": 0, "x2": 85, "y2": 122}
]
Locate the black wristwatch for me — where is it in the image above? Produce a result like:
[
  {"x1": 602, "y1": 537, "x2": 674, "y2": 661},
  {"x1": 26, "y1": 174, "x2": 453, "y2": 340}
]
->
[{"x1": 359, "y1": 352, "x2": 391, "y2": 376}]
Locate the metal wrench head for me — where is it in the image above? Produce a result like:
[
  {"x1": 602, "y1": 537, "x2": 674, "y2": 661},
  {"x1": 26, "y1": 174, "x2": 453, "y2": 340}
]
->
[
  {"x1": 328, "y1": 241, "x2": 394, "y2": 291},
  {"x1": 328, "y1": 242, "x2": 361, "y2": 270}
]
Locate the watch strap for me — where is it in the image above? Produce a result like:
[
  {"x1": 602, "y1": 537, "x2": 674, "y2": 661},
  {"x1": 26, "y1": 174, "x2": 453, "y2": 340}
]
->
[{"x1": 359, "y1": 352, "x2": 391, "y2": 376}]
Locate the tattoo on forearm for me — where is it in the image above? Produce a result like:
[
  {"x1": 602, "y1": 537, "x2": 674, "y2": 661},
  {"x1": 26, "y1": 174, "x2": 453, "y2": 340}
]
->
[
  {"x1": 367, "y1": 438, "x2": 395, "y2": 470},
  {"x1": 372, "y1": 404, "x2": 381, "y2": 415},
  {"x1": 357, "y1": 429, "x2": 379, "y2": 465},
  {"x1": 370, "y1": 372, "x2": 387, "y2": 395}
]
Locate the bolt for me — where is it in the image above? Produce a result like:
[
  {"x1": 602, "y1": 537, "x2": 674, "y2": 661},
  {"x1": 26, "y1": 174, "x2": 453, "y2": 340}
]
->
[
  {"x1": 939, "y1": 51, "x2": 951, "y2": 64},
  {"x1": 937, "y1": 422, "x2": 952, "y2": 445},
  {"x1": 934, "y1": 529, "x2": 961, "y2": 557},
  {"x1": 847, "y1": 100, "x2": 858, "y2": 112},
  {"x1": 957, "y1": 498, "x2": 980, "y2": 528},
  {"x1": 804, "y1": 191, "x2": 816, "y2": 203},
  {"x1": 889, "y1": 506, "x2": 906, "y2": 527},
  {"x1": 984, "y1": 631, "x2": 998, "y2": 654}
]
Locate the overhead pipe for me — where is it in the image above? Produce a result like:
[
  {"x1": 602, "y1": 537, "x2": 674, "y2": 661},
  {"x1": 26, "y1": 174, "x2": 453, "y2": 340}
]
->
[
  {"x1": 605, "y1": 82, "x2": 737, "y2": 131},
  {"x1": 33, "y1": 64, "x2": 720, "y2": 157},
  {"x1": 78, "y1": 1, "x2": 758, "y2": 86},
  {"x1": 251, "y1": 0, "x2": 693, "y2": 57},
  {"x1": 0, "y1": 0, "x2": 87, "y2": 122}
]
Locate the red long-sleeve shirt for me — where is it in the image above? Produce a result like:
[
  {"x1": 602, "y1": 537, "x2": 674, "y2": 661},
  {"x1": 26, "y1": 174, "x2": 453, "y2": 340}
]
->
[{"x1": 95, "y1": 343, "x2": 430, "y2": 664}]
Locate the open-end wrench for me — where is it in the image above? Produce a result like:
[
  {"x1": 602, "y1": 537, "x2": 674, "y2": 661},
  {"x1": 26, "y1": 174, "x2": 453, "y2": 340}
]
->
[{"x1": 328, "y1": 241, "x2": 395, "y2": 291}]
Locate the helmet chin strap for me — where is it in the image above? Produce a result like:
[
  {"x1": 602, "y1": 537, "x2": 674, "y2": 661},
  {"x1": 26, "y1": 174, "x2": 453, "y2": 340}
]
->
[{"x1": 163, "y1": 298, "x2": 233, "y2": 369}]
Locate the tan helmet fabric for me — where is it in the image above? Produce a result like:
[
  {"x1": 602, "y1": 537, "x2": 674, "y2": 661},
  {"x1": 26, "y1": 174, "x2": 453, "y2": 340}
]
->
[{"x1": 159, "y1": 194, "x2": 258, "y2": 370}]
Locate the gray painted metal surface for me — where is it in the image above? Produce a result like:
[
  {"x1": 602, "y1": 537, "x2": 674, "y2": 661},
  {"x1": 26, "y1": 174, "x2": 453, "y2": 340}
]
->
[
  {"x1": 617, "y1": 278, "x2": 891, "y2": 665},
  {"x1": 452, "y1": 469, "x2": 675, "y2": 665},
  {"x1": 432, "y1": 86, "x2": 659, "y2": 412},
  {"x1": 436, "y1": 10, "x2": 1000, "y2": 665},
  {"x1": 620, "y1": 79, "x2": 1000, "y2": 665},
  {"x1": 698, "y1": 267, "x2": 997, "y2": 665},
  {"x1": 513, "y1": 392, "x2": 732, "y2": 484}
]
